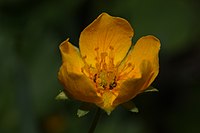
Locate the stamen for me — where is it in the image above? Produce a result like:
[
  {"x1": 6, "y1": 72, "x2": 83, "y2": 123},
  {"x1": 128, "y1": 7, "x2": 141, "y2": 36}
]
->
[
  {"x1": 94, "y1": 47, "x2": 100, "y2": 61},
  {"x1": 81, "y1": 45, "x2": 121, "y2": 93},
  {"x1": 100, "y1": 52, "x2": 108, "y2": 70},
  {"x1": 81, "y1": 55, "x2": 94, "y2": 79},
  {"x1": 117, "y1": 62, "x2": 135, "y2": 80},
  {"x1": 108, "y1": 46, "x2": 115, "y2": 69},
  {"x1": 101, "y1": 52, "x2": 108, "y2": 60}
]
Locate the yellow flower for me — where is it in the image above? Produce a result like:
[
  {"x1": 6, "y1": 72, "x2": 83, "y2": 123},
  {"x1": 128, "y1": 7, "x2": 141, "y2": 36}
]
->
[{"x1": 58, "y1": 13, "x2": 160, "y2": 114}]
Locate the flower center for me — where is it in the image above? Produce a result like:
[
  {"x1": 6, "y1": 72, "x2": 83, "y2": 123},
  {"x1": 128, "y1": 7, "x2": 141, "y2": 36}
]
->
[
  {"x1": 81, "y1": 46, "x2": 118, "y2": 91},
  {"x1": 93, "y1": 70, "x2": 117, "y2": 90},
  {"x1": 81, "y1": 46, "x2": 135, "y2": 93}
]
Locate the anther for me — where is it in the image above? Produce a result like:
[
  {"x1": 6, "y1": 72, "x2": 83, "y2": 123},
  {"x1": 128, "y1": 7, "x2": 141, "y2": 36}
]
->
[
  {"x1": 109, "y1": 82, "x2": 117, "y2": 90},
  {"x1": 82, "y1": 55, "x2": 87, "y2": 59},
  {"x1": 101, "y1": 52, "x2": 108, "y2": 58},
  {"x1": 109, "y1": 46, "x2": 114, "y2": 50},
  {"x1": 127, "y1": 63, "x2": 132, "y2": 67},
  {"x1": 93, "y1": 74, "x2": 97, "y2": 83},
  {"x1": 94, "y1": 47, "x2": 99, "y2": 51}
]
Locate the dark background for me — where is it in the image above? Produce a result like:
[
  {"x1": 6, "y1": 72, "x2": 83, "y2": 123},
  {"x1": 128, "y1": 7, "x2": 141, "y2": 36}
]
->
[{"x1": 0, "y1": 0, "x2": 200, "y2": 133}]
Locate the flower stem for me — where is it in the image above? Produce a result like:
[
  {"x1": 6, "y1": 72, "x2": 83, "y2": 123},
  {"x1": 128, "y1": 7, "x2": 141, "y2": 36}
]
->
[{"x1": 88, "y1": 107, "x2": 102, "y2": 133}]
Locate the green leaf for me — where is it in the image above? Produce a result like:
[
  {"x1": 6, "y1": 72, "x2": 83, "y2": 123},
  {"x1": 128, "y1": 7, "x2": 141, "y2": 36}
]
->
[
  {"x1": 122, "y1": 101, "x2": 139, "y2": 113},
  {"x1": 55, "y1": 91, "x2": 68, "y2": 100},
  {"x1": 144, "y1": 86, "x2": 159, "y2": 93}
]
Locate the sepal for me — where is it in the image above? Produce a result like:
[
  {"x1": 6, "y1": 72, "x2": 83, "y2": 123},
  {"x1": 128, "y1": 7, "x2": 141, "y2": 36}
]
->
[
  {"x1": 55, "y1": 91, "x2": 69, "y2": 100},
  {"x1": 77, "y1": 109, "x2": 89, "y2": 117},
  {"x1": 122, "y1": 101, "x2": 139, "y2": 113},
  {"x1": 77, "y1": 103, "x2": 95, "y2": 117},
  {"x1": 144, "y1": 86, "x2": 158, "y2": 92}
]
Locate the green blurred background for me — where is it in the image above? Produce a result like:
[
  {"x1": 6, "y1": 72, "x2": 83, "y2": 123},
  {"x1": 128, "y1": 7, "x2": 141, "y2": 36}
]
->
[{"x1": 0, "y1": 0, "x2": 200, "y2": 133}]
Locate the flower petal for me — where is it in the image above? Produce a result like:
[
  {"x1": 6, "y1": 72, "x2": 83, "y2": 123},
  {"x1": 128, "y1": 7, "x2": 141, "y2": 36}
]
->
[
  {"x1": 79, "y1": 13, "x2": 134, "y2": 66},
  {"x1": 126, "y1": 35, "x2": 160, "y2": 83},
  {"x1": 58, "y1": 39, "x2": 101, "y2": 103},
  {"x1": 59, "y1": 38, "x2": 83, "y2": 71},
  {"x1": 114, "y1": 35, "x2": 160, "y2": 105},
  {"x1": 96, "y1": 90, "x2": 118, "y2": 114}
]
